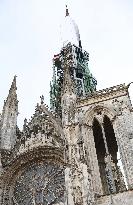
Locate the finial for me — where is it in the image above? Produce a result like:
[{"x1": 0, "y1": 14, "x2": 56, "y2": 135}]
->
[
  {"x1": 24, "y1": 118, "x2": 27, "y2": 125},
  {"x1": 8, "y1": 75, "x2": 17, "y2": 96},
  {"x1": 11, "y1": 75, "x2": 17, "y2": 91},
  {"x1": 40, "y1": 95, "x2": 44, "y2": 104},
  {"x1": 13, "y1": 75, "x2": 17, "y2": 84},
  {"x1": 65, "y1": 5, "x2": 69, "y2": 17}
]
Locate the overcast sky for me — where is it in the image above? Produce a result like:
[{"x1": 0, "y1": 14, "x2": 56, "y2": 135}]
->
[{"x1": 0, "y1": 0, "x2": 133, "y2": 128}]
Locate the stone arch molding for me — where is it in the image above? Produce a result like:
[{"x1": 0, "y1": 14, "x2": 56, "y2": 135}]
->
[
  {"x1": 1, "y1": 146, "x2": 65, "y2": 205},
  {"x1": 84, "y1": 105, "x2": 117, "y2": 126}
]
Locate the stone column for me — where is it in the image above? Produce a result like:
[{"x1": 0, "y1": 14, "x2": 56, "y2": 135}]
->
[
  {"x1": 64, "y1": 124, "x2": 95, "y2": 205},
  {"x1": 81, "y1": 163, "x2": 95, "y2": 205},
  {"x1": 113, "y1": 110, "x2": 133, "y2": 189},
  {"x1": 65, "y1": 167, "x2": 74, "y2": 205},
  {"x1": 0, "y1": 175, "x2": 3, "y2": 205},
  {"x1": 0, "y1": 152, "x2": 3, "y2": 175},
  {"x1": 0, "y1": 186, "x2": 2, "y2": 205},
  {"x1": 83, "y1": 124, "x2": 103, "y2": 196},
  {"x1": 101, "y1": 124, "x2": 116, "y2": 194}
]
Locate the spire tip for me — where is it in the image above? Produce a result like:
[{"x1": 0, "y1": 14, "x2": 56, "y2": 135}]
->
[
  {"x1": 11, "y1": 75, "x2": 17, "y2": 91},
  {"x1": 65, "y1": 5, "x2": 69, "y2": 17}
]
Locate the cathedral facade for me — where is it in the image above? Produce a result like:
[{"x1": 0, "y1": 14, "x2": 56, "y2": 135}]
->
[{"x1": 0, "y1": 7, "x2": 133, "y2": 205}]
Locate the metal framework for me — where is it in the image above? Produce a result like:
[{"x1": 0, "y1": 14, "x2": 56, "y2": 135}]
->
[{"x1": 50, "y1": 43, "x2": 97, "y2": 116}]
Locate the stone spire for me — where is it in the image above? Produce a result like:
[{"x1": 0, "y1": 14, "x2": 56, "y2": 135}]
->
[
  {"x1": 10, "y1": 75, "x2": 17, "y2": 93},
  {"x1": 61, "y1": 49, "x2": 77, "y2": 126},
  {"x1": 63, "y1": 63, "x2": 75, "y2": 95},
  {"x1": 0, "y1": 76, "x2": 18, "y2": 150},
  {"x1": 61, "y1": 43, "x2": 75, "y2": 96},
  {"x1": 50, "y1": 6, "x2": 97, "y2": 118}
]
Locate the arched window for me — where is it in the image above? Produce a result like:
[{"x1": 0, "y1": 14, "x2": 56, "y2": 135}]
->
[
  {"x1": 103, "y1": 115, "x2": 117, "y2": 164},
  {"x1": 103, "y1": 115, "x2": 126, "y2": 193},
  {"x1": 92, "y1": 116, "x2": 126, "y2": 195}
]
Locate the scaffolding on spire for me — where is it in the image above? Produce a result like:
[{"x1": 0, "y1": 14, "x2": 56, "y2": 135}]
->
[{"x1": 50, "y1": 6, "x2": 97, "y2": 117}]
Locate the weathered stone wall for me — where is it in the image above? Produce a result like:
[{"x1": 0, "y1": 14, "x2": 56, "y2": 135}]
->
[
  {"x1": 77, "y1": 85, "x2": 133, "y2": 193},
  {"x1": 1, "y1": 82, "x2": 133, "y2": 205},
  {"x1": 82, "y1": 123, "x2": 103, "y2": 196},
  {"x1": 96, "y1": 190, "x2": 133, "y2": 205},
  {"x1": 63, "y1": 124, "x2": 95, "y2": 205}
]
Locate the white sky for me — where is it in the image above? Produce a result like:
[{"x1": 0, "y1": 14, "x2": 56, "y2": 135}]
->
[{"x1": 0, "y1": 0, "x2": 133, "y2": 128}]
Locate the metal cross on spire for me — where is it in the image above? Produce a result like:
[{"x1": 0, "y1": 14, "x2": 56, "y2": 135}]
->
[{"x1": 65, "y1": 5, "x2": 69, "y2": 16}]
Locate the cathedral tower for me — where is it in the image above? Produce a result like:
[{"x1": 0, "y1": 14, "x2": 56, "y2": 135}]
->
[
  {"x1": 50, "y1": 6, "x2": 97, "y2": 117},
  {"x1": 0, "y1": 5, "x2": 133, "y2": 205},
  {"x1": 50, "y1": 6, "x2": 133, "y2": 204}
]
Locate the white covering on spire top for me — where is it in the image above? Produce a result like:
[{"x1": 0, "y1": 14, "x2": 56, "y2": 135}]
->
[{"x1": 60, "y1": 5, "x2": 81, "y2": 47}]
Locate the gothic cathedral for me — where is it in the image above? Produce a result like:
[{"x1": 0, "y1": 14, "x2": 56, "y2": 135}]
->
[{"x1": 0, "y1": 6, "x2": 133, "y2": 205}]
